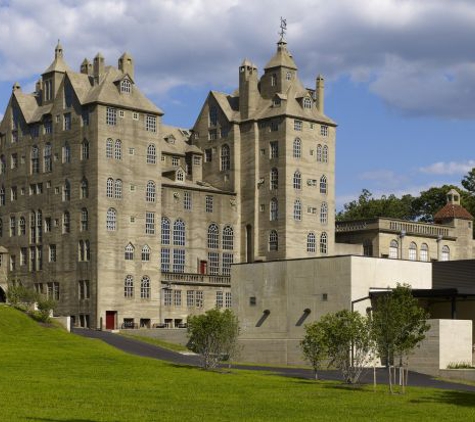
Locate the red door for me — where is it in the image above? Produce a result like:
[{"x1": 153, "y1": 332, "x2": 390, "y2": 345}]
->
[
  {"x1": 200, "y1": 261, "x2": 208, "y2": 274},
  {"x1": 105, "y1": 311, "x2": 116, "y2": 330}
]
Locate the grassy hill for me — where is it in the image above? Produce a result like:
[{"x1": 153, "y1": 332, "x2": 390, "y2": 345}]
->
[{"x1": 1, "y1": 305, "x2": 475, "y2": 421}]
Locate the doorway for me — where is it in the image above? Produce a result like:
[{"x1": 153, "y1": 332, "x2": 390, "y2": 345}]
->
[{"x1": 105, "y1": 311, "x2": 117, "y2": 330}]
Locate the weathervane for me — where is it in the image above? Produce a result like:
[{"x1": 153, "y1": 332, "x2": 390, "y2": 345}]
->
[{"x1": 279, "y1": 17, "x2": 287, "y2": 41}]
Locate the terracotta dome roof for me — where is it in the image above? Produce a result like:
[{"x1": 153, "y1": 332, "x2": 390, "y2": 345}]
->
[{"x1": 434, "y1": 203, "x2": 473, "y2": 221}]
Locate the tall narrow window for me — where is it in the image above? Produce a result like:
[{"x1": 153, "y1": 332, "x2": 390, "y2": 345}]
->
[
  {"x1": 320, "y1": 175, "x2": 327, "y2": 194},
  {"x1": 270, "y1": 168, "x2": 278, "y2": 190},
  {"x1": 320, "y1": 232, "x2": 328, "y2": 254},
  {"x1": 209, "y1": 106, "x2": 218, "y2": 126},
  {"x1": 145, "y1": 115, "x2": 156, "y2": 132},
  {"x1": 389, "y1": 239, "x2": 398, "y2": 259},
  {"x1": 106, "y1": 178, "x2": 114, "y2": 197},
  {"x1": 63, "y1": 179, "x2": 71, "y2": 201},
  {"x1": 173, "y1": 249, "x2": 185, "y2": 273},
  {"x1": 114, "y1": 140, "x2": 122, "y2": 160},
  {"x1": 31, "y1": 146, "x2": 39, "y2": 174},
  {"x1": 293, "y1": 138, "x2": 301, "y2": 158},
  {"x1": 63, "y1": 211, "x2": 70, "y2": 234},
  {"x1": 205, "y1": 195, "x2": 213, "y2": 213},
  {"x1": 270, "y1": 141, "x2": 279, "y2": 158},
  {"x1": 269, "y1": 230, "x2": 278, "y2": 251},
  {"x1": 114, "y1": 179, "x2": 122, "y2": 199},
  {"x1": 63, "y1": 142, "x2": 71, "y2": 163},
  {"x1": 145, "y1": 212, "x2": 155, "y2": 234},
  {"x1": 294, "y1": 199, "x2": 302, "y2": 221},
  {"x1": 316, "y1": 144, "x2": 322, "y2": 162},
  {"x1": 161, "y1": 248, "x2": 170, "y2": 272},
  {"x1": 222, "y1": 253, "x2": 234, "y2": 276},
  {"x1": 322, "y1": 145, "x2": 328, "y2": 163},
  {"x1": 82, "y1": 140, "x2": 90, "y2": 160},
  {"x1": 141, "y1": 276, "x2": 151, "y2": 299},
  {"x1": 147, "y1": 144, "x2": 156, "y2": 164},
  {"x1": 146, "y1": 181, "x2": 156, "y2": 202},
  {"x1": 106, "y1": 107, "x2": 117, "y2": 126},
  {"x1": 208, "y1": 252, "x2": 220, "y2": 275},
  {"x1": 184, "y1": 191, "x2": 192, "y2": 210},
  {"x1": 161, "y1": 217, "x2": 170, "y2": 244},
  {"x1": 207, "y1": 224, "x2": 219, "y2": 249},
  {"x1": 18, "y1": 217, "x2": 25, "y2": 236},
  {"x1": 222, "y1": 225, "x2": 234, "y2": 250},
  {"x1": 320, "y1": 202, "x2": 328, "y2": 224},
  {"x1": 44, "y1": 143, "x2": 52, "y2": 172},
  {"x1": 307, "y1": 233, "x2": 316, "y2": 252},
  {"x1": 125, "y1": 243, "x2": 134, "y2": 260},
  {"x1": 0, "y1": 186, "x2": 4, "y2": 206},
  {"x1": 106, "y1": 138, "x2": 113, "y2": 158},
  {"x1": 173, "y1": 219, "x2": 185, "y2": 245},
  {"x1": 420, "y1": 243, "x2": 429, "y2": 262},
  {"x1": 293, "y1": 170, "x2": 301, "y2": 190},
  {"x1": 124, "y1": 275, "x2": 134, "y2": 298},
  {"x1": 409, "y1": 242, "x2": 417, "y2": 261},
  {"x1": 81, "y1": 178, "x2": 88, "y2": 199},
  {"x1": 221, "y1": 144, "x2": 230, "y2": 171},
  {"x1": 80, "y1": 208, "x2": 88, "y2": 231},
  {"x1": 441, "y1": 245, "x2": 450, "y2": 261},
  {"x1": 270, "y1": 198, "x2": 278, "y2": 221},
  {"x1": 107, "y1": 208, "x2": 117, "y2": 231},
  {"x1": 141, "y1": 245, "x2": 151, "y2": 261}
]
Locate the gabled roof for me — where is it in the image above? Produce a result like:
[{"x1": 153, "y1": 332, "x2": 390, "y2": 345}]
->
[
  {"x1": 434, "y1": 204, "x2": 474, "y2": 221},
  {"x1": 12, "y1": 91, "x2": 39, "y2": 124},
  {"x1": 66, "y1": 71, "x2": 93, "y2": 104},
  {"x1": 210, "y1": 91, "x2": 239, "y2": 122}
]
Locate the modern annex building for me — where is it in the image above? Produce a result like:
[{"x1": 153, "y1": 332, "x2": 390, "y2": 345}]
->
[{"x1": 0, "y1": 37, "x2": 473, "y2": 331}]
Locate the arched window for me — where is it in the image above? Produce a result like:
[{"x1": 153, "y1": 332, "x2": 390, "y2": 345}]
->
[
  {"x1": 221, "y1": 144, "x2": 230, "y2": 171},
  {"x1": 63, "y1": 179, "x2": 71, "y2": 201},
  {"x1": 31, "y1": 146, "x2": 39, "y2": 173},
  {"x1": 80, "y1": 208, "x2": 88, "y2": 231},
  {"x1": 322, "y1": 145, "x2": 328, "y2": 163},
  {"x1": 320, "y1": 232, "x2": 328, "y2": 254},
  {"x1": 141, "y1": 276, "x2": 151, "y2": 299},
  {"x1": 81, "y1": 178, "x2": 88, "y2": 199},
  {"x1": 222, "y1": 225, "x2": 234, "y2": 250},
  {"x1": 293, "y1": 138, "x2": 301, "y2": 158},
  {"x1": 106, "y1": 178, "x2": 114, "y2": 197},
  {"x1": 293, "y1": 170, "x2": 301, "y2": 190},
  {"x1": 63, "y1": 141, "x2": 71, "y2": 163},
  {"x1": 146, "y1": 181, "x2": 156, "y2": 202},
  {"x1": 389, "y1": 239, "x2": 398, "y2": 259},
  {"x1": 307, "y1": 233, "x2": 316, "y2": 252},
  {"x1": 208, "y1": 224, "x2": 219, "y2": 249},
  {"x1": 320, "y1": 175, "x2": 327, "y2": 194},
  {"x1": 420, "y1": 243, "x2": 429, "y2": 262},
  {"x1": 269, "y1": 230, "x2": 278, "y2": 251},
  {"x1": 270, "y1": 168, "x2": 278, "y2": 190},
  {"x1": 161, "y1": 217, "x2": 170, "y2": 244},
  {"x1": 320, "y1": 202, "x2": 328, "y2": 224},
  {"x1": 294, "y1": 199, "x2": 302, "y2": 221},
  {"x1": 63, "y1": 211, "x2": 70, "y2": 234},
  {"x1": 173, "y1": 219, "x2": 185, "y2": 246},
  {"x1": 18, "y1": 217, "x2": 25, "y2": 236},
  {"x1": 114, "y1": 179, "x2": 122, "y2": 199},
  {"x1": 124, "y1": 275, "x2": 134, "y2": 298},
  {"x1": 114, "y1": 139, "x2": 122, "y2": 160},
  {"x1": 85, "y1": 240, "x2": 90, "y2": 261},
  {"x1": 409, "y1": 242, "x2": 417, "y2": 261},
  {"x1": 270, "y1": 197, "x2": 278, "y2": 221},
  {"x1": 441, "y1": 245, "x2": 450, "y2": 261},
  {"x1": 44, "y1": 143, "x2": 52, "y2": 172},
  {"x1": 125, "y1": 243, "x2": 134, "y2": 260},
  {"x1": 147, "y1": 144, "x2": 156, "y2": 164},
  {"x1": 142, "y1": 245, "x2": 151, "y2": 261},
  {"x1": 106, "y1": 138, "x2": 113, "y2": 158},
  {"x1": 106, "y1": 208, "x2": 117, "y2": 231},
  {"x1": 316, "y1": 144, "x2": 322, "y2": 162}
]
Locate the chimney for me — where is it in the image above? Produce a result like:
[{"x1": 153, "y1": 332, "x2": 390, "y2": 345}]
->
[
  {"x1": 315, "y1": 74, "x2": 324, "y2": 114},
  {"x1": 93, "y1": 53, "x2": 105, "y2": 84}
]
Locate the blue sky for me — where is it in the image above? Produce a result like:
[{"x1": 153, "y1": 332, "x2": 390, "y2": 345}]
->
[{"x1": 0, "y1": 0, "x2": 474, "y2": 210}]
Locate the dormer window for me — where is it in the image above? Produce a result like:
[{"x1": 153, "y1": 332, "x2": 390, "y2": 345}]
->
[
  {"x1": 177, "y1": 170, "x2": 184, "y2": 182},
  {"x1": 303, "y1": 97, "x2": 312, "y2": 109},
  {"x1": 273, "y1": 98, "x2": 281, "y2": 107},
  {"x1": 120, "y1": 79, "x2": 132, "y2": 94}
]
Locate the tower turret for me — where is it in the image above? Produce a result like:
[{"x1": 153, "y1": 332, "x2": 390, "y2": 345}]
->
[{"x1": 239, "y1": 59, "x2": 258, "y2": 120}]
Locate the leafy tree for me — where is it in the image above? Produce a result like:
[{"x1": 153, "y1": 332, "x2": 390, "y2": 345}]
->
[
  {"x1": 301, "y1": 310, "x2": 375, "y2": 384},
  {"x1": 411, "y1": 185, "x2": 459, "y2": 222},
  {"x1": 371, "y1": 284, "x2": 430, "y2": 394},
  {"x1": 187, "y1": 308, "x2": 240, "y2": 370},
  {"x1": 461, "y1": 167, "x2": 475, "y2": 194},
  {"x1": 6, "y1": 280, "x2": 38, "y2": 310},
  {"x1": 34, "y1": 298, "x2": 57, "y2": 323}
]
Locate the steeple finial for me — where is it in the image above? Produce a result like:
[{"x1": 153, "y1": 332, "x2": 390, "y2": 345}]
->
[
  {"x1": 278, "y1": 17, "x2": 287, "y2": 42},
  {"x1": 55, "y1": 39, "x2": 63, "y2": 59}
]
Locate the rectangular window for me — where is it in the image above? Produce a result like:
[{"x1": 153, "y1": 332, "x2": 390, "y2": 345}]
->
[
  {"x1": 145, "y1": 115, "x2": 157, "y2": 132},
  {"x1": 20, "y1": 248, "x2": 27, "y2": 266},
  {"x1": 205, "y1": 149, "x2": 212, "y2": 162},
  {"x1": 45, "y1": 217, "x2": 52, "y2": 233},
  {"x1": 173, "y1": 249, "x2": 185, "y2": 273},
  {"x1": 216, "y1": 291, "x2": 224, "y2": 308},
  {"x1": 78, "y1": 280, "x2": 90, "y2": 299},
  {"x1": 222, "y1": 253, "x2": 234, "y2": 276},
  {"x1": 10, "y1": 255, "x2": 16, "y2": 271},
  {"x1": 164, "y1": 289, "x2": 172, "y2": 306},
  {"x1": 270, "y1": 141, "x2": 279, "y2": 159},
  {"x1": 294, "y1": 120, "x2": 303, "y2": 131},
  {"x1": 133, "y1": 112, "x2": 139, "y2": 120},
  {"x1": 145, "y1": 212, "x2": 155, "y2": 234},
  {"x1": 184, "y1": 191, "x2": 192, "y2": 210},
  {"x1": 208, "y1": 252, "x2": 219, "y2": 275},
  {"x1": 47, "y1": 282, "x2": 60, "y2": 301},
  {"x1": 205, "y1": 195, "x2": 213, "y2": 213},
  {"x1": 63, "y1": 113, "x2": 71, "y2": 131},
  {"x1": 196, "y1": 291, "x2": 203, "y2": 308},
  {"x1": 321, "y1": 125, "x2": 329, "y2": 137},
  {"x1": 174, "y1": 290, "x2": 182, "y2": 307},
  {"x1": 11, "y1": 187, "x2": 17, "y2": 201},
  {"x1": 82, "y1": 109, "x2": 89, "y2": 126},
  {"x1": 11, "y1": 153, "x2": 18, "y2": 169},
  {"x1": 161, "y1": 248, "x2": 170, "y2": 272},
  {"x1": 270, "y1": 120, "x2": 279, "y2": 132},
  {"x1": 208, "y1": 129, "x2": 217, "y2": 140},
  {"x1": 172, "y1": 157, "x2": 179, "y2": 167},
  {"x1": 225, "y1": 292, "x2": 232, "y2": 308},
  {"x1": 49, "y1": 244, "x2": 56, "y2": 262},
  {"x1": 187, "y1": 290, "x2": 195, "y2": 307},
  {"x1": 44, "y1": 119, "x2": 52, "y2": 134},
  {"x1": 106, "y1": 107, "x2": 117, "y2": 125},
  {"x1": 193, "y1": 156, "x2": 201, "y2": 166}
]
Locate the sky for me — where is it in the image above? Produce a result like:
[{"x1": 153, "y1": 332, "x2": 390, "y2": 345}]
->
[{"x1": 0, "y1": 0, "x2": 474, "y2": 210}]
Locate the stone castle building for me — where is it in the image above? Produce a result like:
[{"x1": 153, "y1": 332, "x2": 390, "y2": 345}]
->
[{"x1": 0, "y1": 38, "x2": 473, "y2": 330}]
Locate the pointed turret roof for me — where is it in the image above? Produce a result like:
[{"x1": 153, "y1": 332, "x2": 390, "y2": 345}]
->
[
  {"x1": 264, "y1": 39, "x2": 297, "y2": 70},
  {"x1": 43, "y1": 40, "x2": 72, "y2": 74}
]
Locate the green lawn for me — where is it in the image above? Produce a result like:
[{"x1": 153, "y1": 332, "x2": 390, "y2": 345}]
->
[{"x1": 1, "y1": 306, "x2": 475, "y2": 421}]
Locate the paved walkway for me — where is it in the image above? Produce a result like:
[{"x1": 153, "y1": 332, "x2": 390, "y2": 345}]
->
[{"x1": 73, "y1": 328, "x2": 475, "y2": 393}]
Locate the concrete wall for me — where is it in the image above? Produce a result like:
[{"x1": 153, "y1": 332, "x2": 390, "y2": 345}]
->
[
  {"x1": 119, "y1": 328, "x2": 188, "y2": 346},
  {"x1": 233, "y1": 255, "x2": 432, "y2": 365},
  {"x1": 409, "y1": 319, "x2": 472, "y2": 376}
]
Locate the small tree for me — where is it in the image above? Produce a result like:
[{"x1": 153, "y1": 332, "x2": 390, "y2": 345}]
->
[
  {"x1": 371, "y1": 284, "x2": 430, "y2": 393},
  {"x1": 301, "y1": 322, "x2": 327, "y2": 379},
  {"x1": 187, "y1": 308, "x2": 240, "y2": 370},
  {"x1": 35, "y1": 298, "x2": 57, "y2": 323},
  {"x1": 6, "y1": 280, "x2": 38, "y2": 310}
]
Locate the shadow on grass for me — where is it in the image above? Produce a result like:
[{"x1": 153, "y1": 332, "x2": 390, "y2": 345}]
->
[
  {"x1": 27, "y1": 418, "x2": 98, "y2": 422},
  {"x1": 409, "y1": 389, "x2": 475, "y2": 407}
]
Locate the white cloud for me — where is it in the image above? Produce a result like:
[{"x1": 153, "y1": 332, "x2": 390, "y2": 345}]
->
[
  {"x1": 419, "y1": 160, "x2": 475, "y2": 175},
  {"x1": 1, "y1": 0, "x2": 475, "y2": 118}
]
